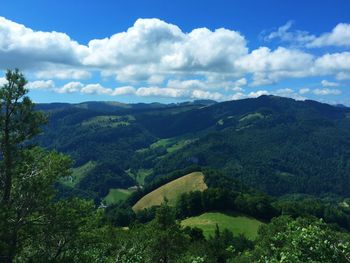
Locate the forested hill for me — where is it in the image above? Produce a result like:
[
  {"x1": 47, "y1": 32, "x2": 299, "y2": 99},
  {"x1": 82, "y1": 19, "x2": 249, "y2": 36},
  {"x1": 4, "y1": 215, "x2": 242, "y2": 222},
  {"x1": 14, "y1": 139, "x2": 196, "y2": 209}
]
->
[{"x1": 35, "y1": 95, "x2": 350, "y2": 199}]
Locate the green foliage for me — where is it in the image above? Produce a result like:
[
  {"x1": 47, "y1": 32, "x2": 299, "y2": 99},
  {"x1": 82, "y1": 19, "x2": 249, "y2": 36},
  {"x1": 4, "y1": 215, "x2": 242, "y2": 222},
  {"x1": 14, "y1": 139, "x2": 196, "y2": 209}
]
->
[
  {"x1": 60, "y1": 161, "x2": 96, "y2": 187},
  {"x1": 16, "y1": 198, "x2": 106, "y2": 262},
  {"x1": 77, "y1": 162, "x2": 135, "y2": 198},
  {"x1": 0, "y1": 147, "x2": 72, "y2": 261},
  {"x1": 275, "y1": 195, "x2": 350, "y2": 230},
  {"x1": 243, "y1": 216, "x2": 350, "y2": 262},
  {"x1": 104, "y1": 203, "x2": 136, "y2": 227},
  {"x1": 0, "y1": 69, "x2": 47, "y2": 204},
  {"x1": 36, "y1": 95, "x2": 350, "y2": 198},
  {"x1": 5, "y1": 73, "x2": 350, "y2": 262}
]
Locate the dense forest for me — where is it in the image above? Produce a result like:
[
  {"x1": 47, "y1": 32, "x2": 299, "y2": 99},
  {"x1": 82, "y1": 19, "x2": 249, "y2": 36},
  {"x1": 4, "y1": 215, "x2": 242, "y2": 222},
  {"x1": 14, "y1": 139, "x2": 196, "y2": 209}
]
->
[{"x1": 1, "y1": 70, "x2": 350, "y2": 262}]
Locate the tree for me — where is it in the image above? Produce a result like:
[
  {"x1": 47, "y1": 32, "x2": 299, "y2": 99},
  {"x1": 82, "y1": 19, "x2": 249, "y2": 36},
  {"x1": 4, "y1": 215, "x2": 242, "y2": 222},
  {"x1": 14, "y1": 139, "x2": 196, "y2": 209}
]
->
[
  {"x1": 241, "y1": 216, "x2": 350, "y2": 263},
  {"x1": 0, "y1": 70, "x2": 114, "y2": 262},
  {"x1": 0, "y1": 69, "x2": 46, "y2": 204},
  {"x1": 149, "y1": 201, "x2": 187, "y2": 263},
  {"x1": 0, "y1": 69, "x2": 47, "y2": 262}
]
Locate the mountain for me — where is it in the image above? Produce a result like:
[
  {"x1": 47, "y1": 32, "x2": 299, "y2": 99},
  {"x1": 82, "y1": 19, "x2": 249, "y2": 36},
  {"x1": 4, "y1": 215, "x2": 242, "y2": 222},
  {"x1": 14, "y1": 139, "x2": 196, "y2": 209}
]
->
[{"x1": 35, "y1": 96, "x2": 350, "y2": 199}]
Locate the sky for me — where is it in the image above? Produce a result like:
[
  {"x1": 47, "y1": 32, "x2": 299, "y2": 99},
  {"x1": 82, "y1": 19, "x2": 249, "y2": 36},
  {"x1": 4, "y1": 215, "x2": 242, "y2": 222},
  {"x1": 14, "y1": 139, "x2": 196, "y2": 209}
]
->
[{"x1": 1, "y1": 0, "x2": 350, "y2": 104}]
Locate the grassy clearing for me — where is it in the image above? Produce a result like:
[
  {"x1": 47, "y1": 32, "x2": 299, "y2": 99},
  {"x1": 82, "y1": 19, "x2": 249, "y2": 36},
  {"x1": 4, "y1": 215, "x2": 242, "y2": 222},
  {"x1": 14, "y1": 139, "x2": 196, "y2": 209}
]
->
[
  {"x1": 61, "y1": 161, "x2": 96, "y2": 187},
  {"x1": 134, "y1": 169, "x2": 153, "y2": 186},
  {"x1": 150, "y1": 137, "x2": 194, "y2": 153},
  {"x1": 133, "y1": 172, "x2": 207, "y2": 211},
  {"x1": 127, "y1": 169, "x2": 153, "y2": 186},
  {"x1": 104, "y1": 188, "x2": 134, "y2": 205},
  {"x1": 181, "y1": 212, "x2": 264, "y2": 240},
  {"x1": 81, "y1": 115, "x2": 134, "y2": 128},
  {"x1": 239, "y1": 112, "x2": 264, "y2": 122}
]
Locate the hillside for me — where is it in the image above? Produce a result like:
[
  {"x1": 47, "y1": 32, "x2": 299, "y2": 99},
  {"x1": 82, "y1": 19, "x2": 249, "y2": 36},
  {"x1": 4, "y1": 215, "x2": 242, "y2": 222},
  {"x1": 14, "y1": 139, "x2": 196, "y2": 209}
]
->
[
  {"x1": 132, "y1": 172, "x2": 207, "y2": 211},
  {"x1": 181, "y1": 212, "x2": 264, "y2": 240},
  {"x1": 35, "y1": 96, "x2": 350, "y2": 199}
]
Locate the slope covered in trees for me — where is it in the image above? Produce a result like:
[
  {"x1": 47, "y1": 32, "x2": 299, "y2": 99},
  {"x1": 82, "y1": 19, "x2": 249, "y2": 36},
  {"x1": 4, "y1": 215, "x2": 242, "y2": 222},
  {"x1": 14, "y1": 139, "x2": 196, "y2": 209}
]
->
[{"x1": 36, "y1": 95, "x2": 350, "y2": 198}]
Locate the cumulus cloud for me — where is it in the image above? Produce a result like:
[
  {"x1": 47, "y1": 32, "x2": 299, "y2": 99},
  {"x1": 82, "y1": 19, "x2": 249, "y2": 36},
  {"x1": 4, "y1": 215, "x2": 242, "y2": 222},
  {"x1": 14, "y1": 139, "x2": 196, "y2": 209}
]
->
[
  {"x1": 135, "y1": 87, "x2": 185, "y2": 98},
  {"x1": 313, "y1": 88, "x2": 341, "y2": 95},
  {"x1": 54, "y1": 82, "x2": 135, "y2": 96},
  {"x1": 308, "y1": 23, "x2": 350, "y2": 47},
  {"x1": 229, "y1": 92, "x2": 245, "y2": 100},
  {"x1": 134, "y1": 86, "x2": 224, "y2": 100},
  {"x1": 314, "y1": 52, "x2": 350, "y2": 75},
  {"x1": 299, "y1": 88, "x2": 310, "y2": 94},
  {"x1": 27, "y1": 80, "x2": 55, "y2": 90},
  {"x1": 111, "y1": 86, "x2": 136, "y2": 96},
  {"x1": 35, "y1": 68, "x2": 91, "y2": 80},
  {"x1": 84, "y1": 18, "x2": 248, "y2": 83},
  {"x1": 234, "y1": 78, "x2": 247, "y2": 87},
  {"x1": 275, "y1": 88, "x2": 294, "y2": 95},
  {"x1": 273, "y1": 88, "x2": 306, "y2": 100},
  {"x1": 236, "y1": 47, "x2": 314, "y2": 86},
  {"x1": 321, "y1": 80, "x2": 339, "y2": 87},
  {"x1": 167, "y1": 79, "x2": 207, "y2": 90},
  {"x1": 191, "y1": 89, "x2": 223, "y2": 100},
  {"x1": 0, "y1": 16, "x2": 349, "y2": 101},
  {"x1": 0, "y1": 17, "x2": 87, "y2": 69},
  {"x1": 248, "y1": 90, "x2": 269, "y2": 98},
  {"x1": 55, "y1": 82, "x2": 83, "y2": 94}
]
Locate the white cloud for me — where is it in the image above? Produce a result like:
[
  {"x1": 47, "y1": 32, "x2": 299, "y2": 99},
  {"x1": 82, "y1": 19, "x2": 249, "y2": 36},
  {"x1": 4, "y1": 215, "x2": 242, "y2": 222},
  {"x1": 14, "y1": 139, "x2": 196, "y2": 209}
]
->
[
  {"x1": 230, "y1": 92, "x2": 245, "y2": 100},
  {"x1": 265, "y1": 22, "x2": 350, "y2": 48},
  {"x1": 248, "y1": 90, "x2": 269, "y2": 98},
  {"x1": 35, "y1": 68, "x2": 91, "y2": 80},
  {"x1": 0, "y1": 77, "x2": 7, "y2": 86},
  {"x1": 190, "y1": 89, "x2": 223, "y2": 100},
  {"x1": 111, "y1": 86, "x2": 135, "y2": 96},
  {"x1": 55, "y1": 82, "x2": 135, "y2": 96},
  {"x1": 273, "y1": 88, "x2": 306, "y2": 100},
  {"x1": 308, "y1": 23, "x2": 350, "y2": 47},
  {"x1": 84, "y1": 19, "x2": 248, "y2": 83},
  {"x1": 299, "y1": 88, "x2": 310, "y2": 94},
  {"x1": 27, "y1": 80, "x2": 55, "y2": 90},
  {"x1": 55, "y1": 82, "x2": 84, "y2": 94},
  {"x1": 314, "y1": 52, "x2": 350, "y2": 74},
  {"x1": 135, "y1": 87, "x2": 186, "y2": 98},
  {"x1": 313, "y1": 88, "x2": 341, "y2": 95},
  {"x1": 232, "y1": 87, "x2": 243, "y2": 92},
  {"x1": 80, "y1": 84, "x2": 112, "y2": 95},
  {"x1": 0, "y1": 16, "x2": 87, "y2": 69},
  {"x1": 234, "y1": 78, "x2": 247, "y2": 87},
  {"x1": 264, "y1": 21, "x2": 315, "y2": 45},
  {"x1": 133, "y1": 86, "x2": 224, "y2": 100},
  {"x1": 321, "y1": 80, "x2": 339, "y2": 87},
  {"x1": 167, "y1": 79, "x2": 207, "y2": 90},
  {"x1": 275, "y1": 88, "x2": 294, "y2": 95},
  {"x1": 0, "y1": 16, "x2": 349, "y2": 101},
  {"x1": 236, "y1": 47, "x2": 314, "y2": 86}
]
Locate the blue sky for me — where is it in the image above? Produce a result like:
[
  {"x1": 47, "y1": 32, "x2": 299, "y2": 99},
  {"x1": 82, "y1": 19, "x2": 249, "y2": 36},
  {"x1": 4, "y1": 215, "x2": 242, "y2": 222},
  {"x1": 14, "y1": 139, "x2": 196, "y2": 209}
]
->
[{"x1": 1, "y1": 0, "x2": 350, "y2": 104}]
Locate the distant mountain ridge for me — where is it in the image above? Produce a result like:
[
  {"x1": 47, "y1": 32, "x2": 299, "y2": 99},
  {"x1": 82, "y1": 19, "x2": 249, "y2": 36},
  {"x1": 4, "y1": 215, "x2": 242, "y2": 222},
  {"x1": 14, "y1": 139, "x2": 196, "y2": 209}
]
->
[{"x1": 35, "y1": 99, "x2": 217, "y2": 112}]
